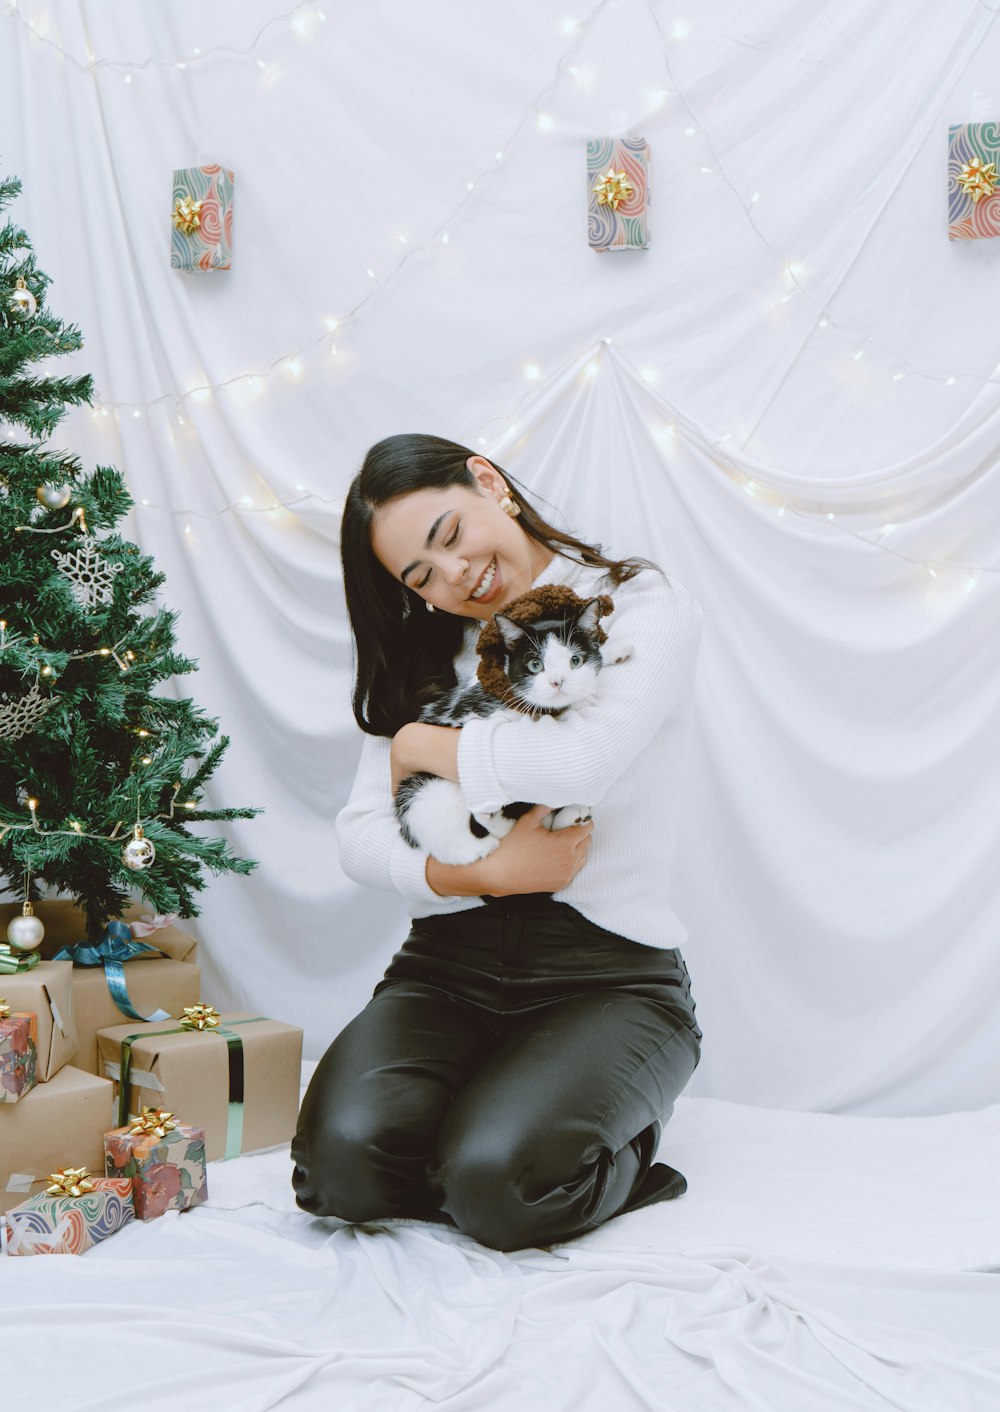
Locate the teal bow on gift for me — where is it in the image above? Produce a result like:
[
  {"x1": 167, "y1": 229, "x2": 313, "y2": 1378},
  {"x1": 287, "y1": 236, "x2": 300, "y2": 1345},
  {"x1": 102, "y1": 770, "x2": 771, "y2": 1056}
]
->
[{"x1": 53, "y1": 920, "x2": 169, "y2": 1021}]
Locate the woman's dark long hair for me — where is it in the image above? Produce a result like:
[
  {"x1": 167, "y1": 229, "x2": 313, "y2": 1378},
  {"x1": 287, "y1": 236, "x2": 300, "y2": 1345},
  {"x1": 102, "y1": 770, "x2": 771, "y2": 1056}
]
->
[{"x1": 341, "y1": 433, "x2": 668, "y2": 737}]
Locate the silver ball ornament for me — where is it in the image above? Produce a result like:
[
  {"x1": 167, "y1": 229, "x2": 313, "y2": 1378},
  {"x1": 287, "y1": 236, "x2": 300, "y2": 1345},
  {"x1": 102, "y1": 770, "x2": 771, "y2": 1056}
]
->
[
  {"x1": 36, "y1": 482, "x2": 72, "y2": 510},
  {"x1": 9, "y1": 277, "x2": 37, "y2": 322},
  {"x1": 122, "y1": 825, "x2": 156, "y2": 872},
  {"x1": 6, "y1": 903, "x2": 45, "y2": 953}
]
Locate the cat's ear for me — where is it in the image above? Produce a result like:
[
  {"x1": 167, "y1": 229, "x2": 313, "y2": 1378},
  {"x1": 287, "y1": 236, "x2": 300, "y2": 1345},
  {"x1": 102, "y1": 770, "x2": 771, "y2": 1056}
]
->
[
  {"x1": 493, "y1": 614, "x2": 525, "y2": 650},
  {"x1": 575, "y1": 597, "x2": 604, "y2": 635}
]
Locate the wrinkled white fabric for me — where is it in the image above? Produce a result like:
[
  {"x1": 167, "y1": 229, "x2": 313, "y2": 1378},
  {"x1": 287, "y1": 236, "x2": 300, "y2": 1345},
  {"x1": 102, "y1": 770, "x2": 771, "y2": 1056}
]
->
[
  {"x1": 1, "y1": 0, "x2": 998, "y2": 1119},
  {"x1": 4, "y1": 1088, "x2": 1000, "y2": 1410}
]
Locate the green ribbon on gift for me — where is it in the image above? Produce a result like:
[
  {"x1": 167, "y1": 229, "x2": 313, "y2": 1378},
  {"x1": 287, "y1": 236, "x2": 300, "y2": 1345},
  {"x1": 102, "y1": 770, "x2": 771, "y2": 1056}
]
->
[
  {"x1": 116, "y1": 1017, "x2": 268, "y2": 1161},
  {"x1": 0, "y1": 945, "x2": 41, "y2": 974}
]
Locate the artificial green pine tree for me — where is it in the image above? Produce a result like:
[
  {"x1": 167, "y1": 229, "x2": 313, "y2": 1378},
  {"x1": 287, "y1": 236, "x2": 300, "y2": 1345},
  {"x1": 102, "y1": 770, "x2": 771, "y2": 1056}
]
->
[{"x1": 0, "y1": 171, "x2": 259, "y2": 941}]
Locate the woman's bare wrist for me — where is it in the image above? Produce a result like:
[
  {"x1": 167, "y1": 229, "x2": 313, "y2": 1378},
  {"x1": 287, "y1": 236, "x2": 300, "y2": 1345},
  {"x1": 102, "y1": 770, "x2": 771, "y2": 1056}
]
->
[{"x1": 426, "y1": 853, "x2": 501, "y2": 898}]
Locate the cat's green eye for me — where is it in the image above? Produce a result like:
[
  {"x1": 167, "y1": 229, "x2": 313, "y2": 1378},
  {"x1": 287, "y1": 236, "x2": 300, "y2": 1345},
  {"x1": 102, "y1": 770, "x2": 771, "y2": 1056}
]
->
[
  {"x1": 526, "y1": 657, "x2": 543, "y2": 674},
  {"x1": 570, "y1": 653, "x2": 583, "y2": 667}
]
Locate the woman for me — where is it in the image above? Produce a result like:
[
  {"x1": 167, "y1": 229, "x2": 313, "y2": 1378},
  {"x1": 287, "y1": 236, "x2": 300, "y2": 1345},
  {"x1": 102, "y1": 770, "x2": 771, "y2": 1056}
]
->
[{"x1": 292, "y1": 433, "x2": 705, "y2": 1252}]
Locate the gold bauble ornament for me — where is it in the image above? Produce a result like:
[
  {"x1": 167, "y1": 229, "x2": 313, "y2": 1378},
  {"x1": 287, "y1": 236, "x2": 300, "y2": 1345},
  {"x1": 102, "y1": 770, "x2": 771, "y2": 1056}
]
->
[
  {"x1": 35, "y1": 482, "x2": 72, "y2": 510},
  {"x1": 121, "y1": 823, "x2": 156, "y2": 872},
  {"x1": 6, "y1": 900, "x2": 45, "y2": 953},
  {"x1": 9, "y1": 277, "x2": 37, "y2": 321}
]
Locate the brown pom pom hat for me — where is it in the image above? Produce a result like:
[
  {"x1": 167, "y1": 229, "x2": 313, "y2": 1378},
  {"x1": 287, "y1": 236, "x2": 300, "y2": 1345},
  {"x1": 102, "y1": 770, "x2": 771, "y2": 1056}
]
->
[{"x1": 476, "y1": 584, "x2": 615, "y2": 707}]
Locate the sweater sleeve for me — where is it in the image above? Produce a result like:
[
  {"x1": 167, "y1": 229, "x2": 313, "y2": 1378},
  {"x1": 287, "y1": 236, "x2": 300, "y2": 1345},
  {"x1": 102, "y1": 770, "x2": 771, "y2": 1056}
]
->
[
  {"x1": 334, "y1": 730, "x2": 468, "y2": 909},
  {"x1": 455, "y1": 571, "x2": 703, "y2": 812}
]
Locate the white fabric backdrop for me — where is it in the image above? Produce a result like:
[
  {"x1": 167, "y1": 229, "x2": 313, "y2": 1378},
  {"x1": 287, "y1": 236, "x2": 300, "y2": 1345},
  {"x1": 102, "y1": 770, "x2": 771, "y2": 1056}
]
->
[{"x1": 2, "y1": 0, "x2": 999, "y2": 1113}]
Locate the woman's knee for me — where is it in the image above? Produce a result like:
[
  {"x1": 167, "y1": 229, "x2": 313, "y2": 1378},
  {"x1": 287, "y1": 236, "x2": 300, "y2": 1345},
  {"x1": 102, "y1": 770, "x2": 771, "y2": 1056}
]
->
[{"x1": 291, "y1": 1098, "x2": 402, "y2": 1221}]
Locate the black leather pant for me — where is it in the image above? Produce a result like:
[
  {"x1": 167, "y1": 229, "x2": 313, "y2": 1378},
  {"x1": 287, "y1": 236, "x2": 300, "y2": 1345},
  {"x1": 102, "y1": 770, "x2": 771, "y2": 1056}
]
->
[{"x1": 292, "y1": 895, "x2": 702, "y2": 1252}]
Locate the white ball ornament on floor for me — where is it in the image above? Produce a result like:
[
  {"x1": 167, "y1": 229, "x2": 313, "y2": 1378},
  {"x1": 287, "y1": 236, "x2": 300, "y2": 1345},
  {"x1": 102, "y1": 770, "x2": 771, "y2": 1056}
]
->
[
  {"x1": 9, "y1": 277, "x2": 37, "y2": 321},
  {"x1": 6, "y1": 902, "x2": 45, "y2": 952},
  {"x1": 122, "y1": 824, "x2": 156, "y2": 872},
  {"x1": 35, "y1": 482, "x2": 72, "y2": 510}
]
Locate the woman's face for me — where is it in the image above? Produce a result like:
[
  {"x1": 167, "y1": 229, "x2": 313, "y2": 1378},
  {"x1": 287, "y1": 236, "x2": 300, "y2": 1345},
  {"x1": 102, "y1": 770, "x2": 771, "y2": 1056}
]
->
[{"x1": 370, "y1": 458, "x2": 553, "y2": 622}]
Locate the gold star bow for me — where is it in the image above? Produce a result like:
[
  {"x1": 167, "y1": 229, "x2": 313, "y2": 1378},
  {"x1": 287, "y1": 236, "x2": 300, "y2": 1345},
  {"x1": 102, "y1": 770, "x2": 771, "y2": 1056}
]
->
[
  {"x1": 129, "y1": 1106, "x2": 178, "y2": 1138},
  {"x1": 956, "y1": 156, "x2": 998, "y2": 203},
  {"x1": 172, "y1": 196, "x2": 204, "y2": 236},
  {"x1": 46, "y1": 1167, "x2": 95, "y2": 1198},
  {"x1": 0, "y1": 1000, "x2": 10, "y2": 1021},
  {"x1": 592, "y1": 167, "x2": 635, "y2": 210},
  {"x1": 179, "y1": 1003, "x2": 221, "y2": 1031}
]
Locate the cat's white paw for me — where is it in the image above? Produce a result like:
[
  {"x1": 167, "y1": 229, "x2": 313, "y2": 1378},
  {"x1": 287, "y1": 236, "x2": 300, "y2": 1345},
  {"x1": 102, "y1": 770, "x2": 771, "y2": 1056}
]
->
[
  {"x1": 472, "y1": 811, "x2": 518, "y2": 841},
  {"x1": 601, "y1": 640, "x2": 634, "y2": 667},
  {"x1": 545, "y1": 804, "x2": 594, "y2": 831}
]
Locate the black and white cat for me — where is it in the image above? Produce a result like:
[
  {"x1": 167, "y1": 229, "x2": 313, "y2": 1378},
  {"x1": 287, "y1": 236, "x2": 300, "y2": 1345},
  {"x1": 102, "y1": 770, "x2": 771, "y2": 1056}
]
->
[{"x1": 394, "y1": 595, "x2": 620, "y2": 866}]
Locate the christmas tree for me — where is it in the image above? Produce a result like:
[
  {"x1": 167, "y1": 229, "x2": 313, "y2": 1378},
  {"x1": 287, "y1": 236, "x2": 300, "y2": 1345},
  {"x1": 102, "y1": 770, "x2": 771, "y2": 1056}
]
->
[{"x1": 0, "y1": 171, "x2": 259, "y2": 942}]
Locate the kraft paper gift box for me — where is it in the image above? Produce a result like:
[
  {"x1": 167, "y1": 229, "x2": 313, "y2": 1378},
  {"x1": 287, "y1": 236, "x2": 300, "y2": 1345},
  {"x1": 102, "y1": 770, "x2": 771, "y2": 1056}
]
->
[
  {"x1": 4, "y1": 1174, "x2": 134, "y2": 1256},
  {"x1": 98, "y1": 1012, "x2": 303, "y2": 1163},
  {"x1": 104, "y1": 1113, "x2": 208, "y2": 1220},
  {"x1": 0, "y1": 1065, "x2": 115, "y2": 1214},
  {"x1": 170, "y1": 163, "x2": 234, "y2": 271},
  {"x1": 586, "y1": 135, "x2": 649, "y2": 251},
  {"x1": 0, "y1": 960, "x2": 76, "y2": 1081},
  {"x1": 0, "y1": 899, "x2": 203, "y2": 1077},
  {"x1": 0, "y1": 1007, "x2": 37, "y2": 1102},
  {"x1": 947, "y1": 122, "x2": 1000, "y2": 240}
]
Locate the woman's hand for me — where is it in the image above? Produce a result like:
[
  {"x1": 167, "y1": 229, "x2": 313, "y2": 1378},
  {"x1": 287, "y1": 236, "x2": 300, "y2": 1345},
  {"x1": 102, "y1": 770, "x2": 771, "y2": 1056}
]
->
[
  {"x1": 390, "y1": 722, "x2": 461, "y2": 795},
  {"x1": 481, "y1": 804, "x2": 594, "y2": 896}
]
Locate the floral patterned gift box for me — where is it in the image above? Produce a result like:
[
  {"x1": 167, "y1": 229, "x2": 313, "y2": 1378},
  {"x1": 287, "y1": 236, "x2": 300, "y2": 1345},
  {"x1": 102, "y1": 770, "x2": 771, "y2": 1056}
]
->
[
  {"x1": 104, "y1": 1106, "x2": 208, "y2": 1220},
  {"x1": 4, "y1": 1169, "x2": 134, "y2": 1256},
  {"x1": 0, "y1": 1001, "x2": 38, "y2": 1103}
]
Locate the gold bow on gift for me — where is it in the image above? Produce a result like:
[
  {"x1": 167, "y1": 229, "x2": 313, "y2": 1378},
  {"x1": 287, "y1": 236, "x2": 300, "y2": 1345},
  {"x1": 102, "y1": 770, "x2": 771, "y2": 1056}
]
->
[
  {"x1": 0, "y1": 999, "x2": 10, "y2": 1021},
  {"x1": 46, "y1": 1167, "x2": 95, "y2": 1198},
  {"x1": 179, "y1": 1003, "x2": 221, "y2": 1031},
  {"x1": 956, "y1": 155, "x2": 999, "y2": 203},
  {"x1": 172, "y1": 196, "x2": 204, "y2": 236},
  {"x1": 129, "y1": 1106, "x2": 178, "y2": 1138},
  {"x1": 592, "y1": 167, "x2": 635, "y2": 210}
]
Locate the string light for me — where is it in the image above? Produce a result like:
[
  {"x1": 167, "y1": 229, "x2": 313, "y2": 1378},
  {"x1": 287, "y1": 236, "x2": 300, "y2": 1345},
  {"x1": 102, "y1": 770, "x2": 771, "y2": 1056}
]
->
[{"x1": 2, "y1": 1, "x2": 321, "y2": 73}]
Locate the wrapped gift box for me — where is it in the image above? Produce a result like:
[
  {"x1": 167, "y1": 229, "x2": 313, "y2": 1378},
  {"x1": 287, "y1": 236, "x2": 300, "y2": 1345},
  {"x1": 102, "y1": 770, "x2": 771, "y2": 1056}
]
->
[
  {"x1": 105, "y1": 1114, "x2": 208, "y2": 1219},
  {"x1": 0, "y1": 1007, "x2": 38, "y2": 1102},
  {"x1": 98, "y1": 1012, "x2": 303, "y2": 1162},
  {"x1": 1, "y1": 1065, "x2": 115, "y2": 1213},
  {"x1": 0, "y1": 961, "x2": 76, "y2": 1080},
  {"x1": 170, "y1": 164, "x2": 234, "y2": 271},
  {"x1": 4, "y1": 1174, "x2": 134, "y2": 1256},
  {"x1": 947, "y1": 122, "x2": 1000, "y2": 240},
  {"x1": 586, "y1": 135, "x2": 649, "y2": 251},
  {"x1": 0, "y1": 901, "x2": 201, "y2": 1077}
]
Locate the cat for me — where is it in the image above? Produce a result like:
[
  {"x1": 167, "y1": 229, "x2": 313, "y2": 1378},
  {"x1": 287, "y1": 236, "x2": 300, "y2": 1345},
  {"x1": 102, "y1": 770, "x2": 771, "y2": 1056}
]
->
[{"x1": 394, "y1": 594, "x2": 617, "y2": 867}]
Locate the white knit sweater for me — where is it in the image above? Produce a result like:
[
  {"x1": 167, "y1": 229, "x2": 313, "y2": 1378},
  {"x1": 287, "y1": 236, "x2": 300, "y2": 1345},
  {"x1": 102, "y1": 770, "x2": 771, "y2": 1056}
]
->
[{"x1": 335, "y1": 550, "x2": 704, "y2": 953}]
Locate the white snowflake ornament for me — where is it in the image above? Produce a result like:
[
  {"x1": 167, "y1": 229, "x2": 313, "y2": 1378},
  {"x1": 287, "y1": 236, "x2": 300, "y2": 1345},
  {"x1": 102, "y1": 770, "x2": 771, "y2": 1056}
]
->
[
  {"x1": 0, "y1": 679, "x2": 51, "y2": 741},
  {"x1": 51, "y1": 537, "x2": 123, "y2": 610}
]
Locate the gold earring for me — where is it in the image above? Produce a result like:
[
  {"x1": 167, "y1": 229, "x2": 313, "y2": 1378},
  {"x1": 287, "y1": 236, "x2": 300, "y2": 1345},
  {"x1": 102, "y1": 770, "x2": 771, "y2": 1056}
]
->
[
  {"x1": 499, "y1": 493, "x2": 520, "y2": 517},
  {"x1": 426, "y1": 601, "x2": 436, "y2": 613}
]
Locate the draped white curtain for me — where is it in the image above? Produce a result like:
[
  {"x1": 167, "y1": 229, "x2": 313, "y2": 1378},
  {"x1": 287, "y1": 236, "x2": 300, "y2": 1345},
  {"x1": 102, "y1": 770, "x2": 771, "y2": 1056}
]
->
[{"x1": 3, "y1": 0, "x2": 998, "y2": 1113}]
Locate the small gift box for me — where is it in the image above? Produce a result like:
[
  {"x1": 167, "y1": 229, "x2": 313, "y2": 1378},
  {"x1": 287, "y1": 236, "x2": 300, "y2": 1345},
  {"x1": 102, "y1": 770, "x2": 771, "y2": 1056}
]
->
[
  {"x1": 170, "y1": 164, "x2": 234, "y2": 271},
  {"x1": 586, "y1": 135, "x2": 649, "y2": 251},
  {"x1": 0, "y1": 961, "x2": 76, "y2": 1080},
  {"x1": 104, "y1": 1107, "x2": 207, "y2": 1220},
  {"x1": 0, "y1": 1002, "x2": 38, "y2": 1103},
  {"x1": 1, "y1": 1066, "x2": 115, "y2": 1214},
  {"x1": 98, "y1": 1007, "x2": 303, "y2": 1162},
  {"x1": 4, "y1": 1170, "x2": 134, "y2": 1256},
  {"x1": 947, "y1": 123, "x2": 1000, "y2": 240}
]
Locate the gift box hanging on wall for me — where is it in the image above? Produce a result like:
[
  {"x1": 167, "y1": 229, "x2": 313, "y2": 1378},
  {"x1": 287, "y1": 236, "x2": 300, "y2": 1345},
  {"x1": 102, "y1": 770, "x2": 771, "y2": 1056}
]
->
[
  {"x1": 587, "y1": 135, "x2": 649, "y2": 251},
  {"x1": 3, "y1": 1170, "x2": 134, "y2": 1256},
  {"x1": 171, "y1": 164, "x2": 234, "y2": 270},
  {"x1": 947, "y1": 122, "x2": 1000, "y2": 240}
]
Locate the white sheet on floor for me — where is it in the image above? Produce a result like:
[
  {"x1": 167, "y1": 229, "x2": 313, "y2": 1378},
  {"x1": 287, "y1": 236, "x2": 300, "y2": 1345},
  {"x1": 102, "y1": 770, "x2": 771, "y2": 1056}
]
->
[{"x1": 4, "y1": 1091, "x2": 999, "y2": 1411}]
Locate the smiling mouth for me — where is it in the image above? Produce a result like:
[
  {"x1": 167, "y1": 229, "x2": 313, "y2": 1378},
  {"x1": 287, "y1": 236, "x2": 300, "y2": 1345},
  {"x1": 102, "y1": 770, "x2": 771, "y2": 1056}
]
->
[{"x1": 468, "y1": 556, "x2": 497, "y2": 601}]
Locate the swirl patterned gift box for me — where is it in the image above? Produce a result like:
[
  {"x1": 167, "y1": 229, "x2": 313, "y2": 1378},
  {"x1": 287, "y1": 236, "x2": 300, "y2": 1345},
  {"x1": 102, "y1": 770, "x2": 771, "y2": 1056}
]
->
[
  {"x1": 170, "y1": 164, "x2": 234, "y2": 271},
  {"x1": 0, "y1": 1003, "x2": 38, "y2": 1103},
  {"x1": 586, "y1": 136, "x2": 649, "y2": 251},
  {"x1": 947, "y1": 122, "x2": 1000, "y2": 240},
  {"x1": 4, "y1": 1172, "x2": 134, "y2": 1256}
]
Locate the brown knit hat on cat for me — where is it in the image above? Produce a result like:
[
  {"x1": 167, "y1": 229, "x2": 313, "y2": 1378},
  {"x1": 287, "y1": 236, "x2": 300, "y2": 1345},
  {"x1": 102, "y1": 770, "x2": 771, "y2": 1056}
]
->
[{"x1": 476, "y1": 584, "x2": 615, "y2": 703}]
